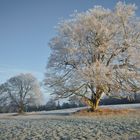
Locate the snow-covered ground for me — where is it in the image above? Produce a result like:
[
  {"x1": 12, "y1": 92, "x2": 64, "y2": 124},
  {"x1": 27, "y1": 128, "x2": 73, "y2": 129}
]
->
[
  {"x1": 101, "y1": 103, "x2": 140, "y2": 109},
  {"x1": 36, "y1": 103, "x2": 140, "y2": 115},
  {"x1": 0, "y1": 104, "x2": 140, "y2": 140}
]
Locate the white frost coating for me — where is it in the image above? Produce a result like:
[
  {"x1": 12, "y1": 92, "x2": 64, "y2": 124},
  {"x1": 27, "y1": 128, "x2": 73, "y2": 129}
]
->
[
  {"x1": 0, "y1": 73, "x2": 42, "y2": 112},
  {"x1": 45, "y1": 2, "x2": 140, "y2": 106}
]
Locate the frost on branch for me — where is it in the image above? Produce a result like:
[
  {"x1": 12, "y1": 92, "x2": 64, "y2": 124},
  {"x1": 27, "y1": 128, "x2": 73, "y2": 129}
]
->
[{"x1": 45, "y1": 2, "x2": 140, "y2": 111}]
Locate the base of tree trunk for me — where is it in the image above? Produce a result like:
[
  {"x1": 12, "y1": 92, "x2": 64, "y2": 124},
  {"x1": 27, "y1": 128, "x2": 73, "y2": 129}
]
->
[
  {"x1": 89, "y1": 98, "x2": 100, "y2": 112},
  {"x1": 18, "y1": 111, "x2": 25, "y2": 114},
  {"x1": 17, "y1": 111, "x2": 26, "y2": 115},
  {"x1": 83, "y1": 95, "x2": 101, "y2": 112},
  {"x1": 18, "y1": 108, "x2": 25, "y2": 114},
  {"x1": 89, "y1": 108, "x2": 97, "y2": 112}
]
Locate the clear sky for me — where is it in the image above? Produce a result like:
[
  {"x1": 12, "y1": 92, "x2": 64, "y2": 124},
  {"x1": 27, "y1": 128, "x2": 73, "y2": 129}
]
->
[{"x1": 0, "y1": 0, "x2": 140, "y2": 85}]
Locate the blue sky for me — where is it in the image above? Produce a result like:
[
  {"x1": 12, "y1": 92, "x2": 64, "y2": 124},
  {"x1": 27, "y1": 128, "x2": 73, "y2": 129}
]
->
[{"x1": 0, "y1": 0, "x2": 140, "y2": 85}]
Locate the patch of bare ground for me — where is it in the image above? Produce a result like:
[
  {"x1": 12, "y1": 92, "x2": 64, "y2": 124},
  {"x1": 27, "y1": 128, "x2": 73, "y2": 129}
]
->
[{"x1": 74, "y1": 108, "x2": 139, "y2": 117}]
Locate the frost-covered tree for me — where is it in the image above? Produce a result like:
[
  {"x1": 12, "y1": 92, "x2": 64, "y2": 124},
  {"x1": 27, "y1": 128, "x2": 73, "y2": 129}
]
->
[
  {"x1": 45, "y1": 2, "x2": 140, "y2": 111},
  {"x1": 0, "y1": 73, "x2": 42, "y2": 113}
]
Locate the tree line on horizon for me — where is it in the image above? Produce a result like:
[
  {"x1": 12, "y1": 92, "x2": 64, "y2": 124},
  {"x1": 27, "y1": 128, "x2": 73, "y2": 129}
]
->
[{"x1": 1, "y1": 93, "x2": 140, "y2": 113}]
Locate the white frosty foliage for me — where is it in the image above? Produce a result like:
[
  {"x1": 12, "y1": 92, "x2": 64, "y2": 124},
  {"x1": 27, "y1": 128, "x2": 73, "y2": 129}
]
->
[{"x1": 45, "y1": 2, "x2": 140, "y2": 102}]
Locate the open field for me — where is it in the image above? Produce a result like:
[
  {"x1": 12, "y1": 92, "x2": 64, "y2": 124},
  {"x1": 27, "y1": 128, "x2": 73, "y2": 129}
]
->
[{"x1": 0, "y1": 104, "x2": 140, "y2": 140}]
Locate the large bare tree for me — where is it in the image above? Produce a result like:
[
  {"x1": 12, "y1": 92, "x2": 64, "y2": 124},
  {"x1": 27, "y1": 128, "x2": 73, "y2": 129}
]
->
[
  {"x1": 0, "y1": 73, "x2": 42, "y2": 113},
  {"x1": 45, "y1": 2, "x2": 140, "y2": 111}
]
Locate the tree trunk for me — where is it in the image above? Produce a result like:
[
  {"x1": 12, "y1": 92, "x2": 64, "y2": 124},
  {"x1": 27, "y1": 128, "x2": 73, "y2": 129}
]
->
[
  {"x1": 90, "y1": 97, "x2": 100, "y2": 111},
  {"x1": 84, "y1": 96, "x2": 101, "y2": 112},
  {"x1": 86, "y1": 86, "x2": 103, "y2": 112},
  {"x1": 18, "y1": 102, "x2": 24, "y2": 114}
]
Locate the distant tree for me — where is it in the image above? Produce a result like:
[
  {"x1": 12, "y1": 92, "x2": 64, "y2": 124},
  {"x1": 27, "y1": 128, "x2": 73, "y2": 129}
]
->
[
  {"x1": 45, "y1": 2, "x2": 140, "y2": 111},
  {"x1": 46, "y1": 98, "x2": 57, "y2": 110},
  {"x1": 56, "y1": 101, "x2": 61, "y2": 109},
  {"x1": 61, "y1": 102, "x2": 71, "y2": 109},
  {"x1": 0, "y1": 73, "x2": 42, "y2": 113}
]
